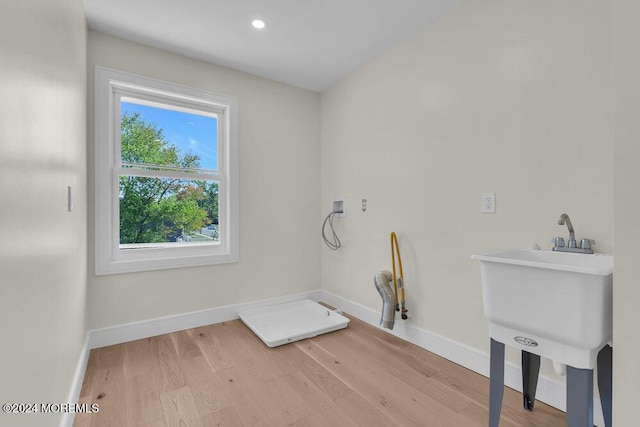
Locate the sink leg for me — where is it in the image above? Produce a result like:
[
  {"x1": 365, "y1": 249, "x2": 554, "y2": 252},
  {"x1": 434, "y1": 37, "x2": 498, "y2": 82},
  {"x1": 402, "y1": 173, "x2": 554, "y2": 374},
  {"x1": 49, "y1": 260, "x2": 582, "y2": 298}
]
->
[
  {"x1": 566, "y1": 366, "x2": 594, "y2": 427},
  {"x1": 597, "y1": 345, "x2": 612, "y2": 427},
  {"x1": 522, "y1": 351, "x2": 541, "y2": 411},
  {"x1": 490, "y1": 338, "x2": 505, "y2": 427}
]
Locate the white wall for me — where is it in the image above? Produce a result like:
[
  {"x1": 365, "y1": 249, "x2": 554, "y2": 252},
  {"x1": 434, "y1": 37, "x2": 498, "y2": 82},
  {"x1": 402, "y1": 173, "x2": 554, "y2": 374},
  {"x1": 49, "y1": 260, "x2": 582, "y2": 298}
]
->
[
  {"x1": 87, "y1": 31, "x2": 321, "y2": 329},
  {"x1": 321, "y1": 0, "x2": 612, "y2": 379},
  {"x1": 613, "y1": 0, "x2": 640, "y2": 424},
  {"x1": 0, "y1": 0, "x2": 87, "y2": 426}
]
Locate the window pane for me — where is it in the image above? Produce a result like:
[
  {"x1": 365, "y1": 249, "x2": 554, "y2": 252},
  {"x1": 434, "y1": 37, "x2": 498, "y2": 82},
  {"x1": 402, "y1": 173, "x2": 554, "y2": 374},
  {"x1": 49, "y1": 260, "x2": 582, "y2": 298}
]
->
[
  {"x1": 119, "y1": 176, "x2": 219, "y2": 246},
  {"x1": 120, "y1": 98, "x2": 218, "y2": 172}
]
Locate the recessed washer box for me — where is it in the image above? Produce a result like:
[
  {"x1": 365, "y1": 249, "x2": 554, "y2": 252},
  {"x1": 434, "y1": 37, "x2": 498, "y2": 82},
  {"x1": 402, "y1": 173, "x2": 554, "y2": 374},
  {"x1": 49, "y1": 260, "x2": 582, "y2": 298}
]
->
[{"x1": 239, "y1": 299, "x2": 350, "y2": 347}]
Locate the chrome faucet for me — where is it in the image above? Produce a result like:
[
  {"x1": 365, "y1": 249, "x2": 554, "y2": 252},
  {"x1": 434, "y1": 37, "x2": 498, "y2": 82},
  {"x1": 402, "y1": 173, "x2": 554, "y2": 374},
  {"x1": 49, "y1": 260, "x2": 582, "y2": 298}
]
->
[
  {"x1": 553, "y1": 213, "x2": 593, "y2": 254},
  {"x1": 558, "y1": 213, "x2": 576, "y2": 248}
]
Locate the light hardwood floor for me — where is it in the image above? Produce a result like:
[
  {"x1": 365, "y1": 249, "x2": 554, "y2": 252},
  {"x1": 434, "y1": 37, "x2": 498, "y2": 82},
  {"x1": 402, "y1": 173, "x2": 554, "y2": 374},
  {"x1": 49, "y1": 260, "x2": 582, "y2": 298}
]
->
[{"x1": 74, "y1": 311, "x2": 565, "y2": 426}]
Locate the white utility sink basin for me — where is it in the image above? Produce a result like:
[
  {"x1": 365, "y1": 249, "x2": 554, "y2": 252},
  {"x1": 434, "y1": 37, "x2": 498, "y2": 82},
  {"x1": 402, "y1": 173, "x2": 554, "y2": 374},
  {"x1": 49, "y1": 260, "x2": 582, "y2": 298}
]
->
[{"x1": 472, "y1": 249, "x2": 613, "y2": 369}]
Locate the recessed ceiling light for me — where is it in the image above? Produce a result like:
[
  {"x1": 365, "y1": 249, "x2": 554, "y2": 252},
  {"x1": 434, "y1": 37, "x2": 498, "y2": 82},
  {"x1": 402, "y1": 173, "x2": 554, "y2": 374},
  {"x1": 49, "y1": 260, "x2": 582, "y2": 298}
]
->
[{"x1": 252, "y1": 19, "x2": 266, "y2": 30}]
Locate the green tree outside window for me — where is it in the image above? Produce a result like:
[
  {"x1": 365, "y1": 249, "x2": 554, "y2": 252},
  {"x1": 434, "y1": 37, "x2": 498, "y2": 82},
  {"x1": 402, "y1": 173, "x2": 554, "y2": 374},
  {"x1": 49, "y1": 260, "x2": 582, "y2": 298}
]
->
[{"x1": 119, "y1": 112, "x2": 218, "y2": 244}]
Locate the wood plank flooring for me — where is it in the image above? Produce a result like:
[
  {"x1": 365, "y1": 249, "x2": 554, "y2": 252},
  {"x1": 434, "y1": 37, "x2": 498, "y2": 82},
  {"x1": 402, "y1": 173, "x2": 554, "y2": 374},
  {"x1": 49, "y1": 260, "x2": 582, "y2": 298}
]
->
[{"x1": 74, "y1": 311, "x2": 565, "y2": 426}]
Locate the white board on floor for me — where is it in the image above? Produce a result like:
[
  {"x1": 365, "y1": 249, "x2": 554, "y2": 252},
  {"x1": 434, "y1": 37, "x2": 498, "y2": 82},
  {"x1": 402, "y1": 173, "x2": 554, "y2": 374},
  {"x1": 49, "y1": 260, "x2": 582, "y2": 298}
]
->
[{"x1": 239, "y1": 299, "x2": 349, "y2": 347}]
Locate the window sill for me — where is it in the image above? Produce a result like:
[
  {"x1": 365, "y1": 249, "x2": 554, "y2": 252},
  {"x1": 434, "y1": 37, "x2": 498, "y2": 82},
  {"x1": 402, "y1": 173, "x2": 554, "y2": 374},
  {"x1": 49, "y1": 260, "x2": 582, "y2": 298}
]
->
[{"x1": 95, "y1": 249, "x2": 239, "y2": 275}]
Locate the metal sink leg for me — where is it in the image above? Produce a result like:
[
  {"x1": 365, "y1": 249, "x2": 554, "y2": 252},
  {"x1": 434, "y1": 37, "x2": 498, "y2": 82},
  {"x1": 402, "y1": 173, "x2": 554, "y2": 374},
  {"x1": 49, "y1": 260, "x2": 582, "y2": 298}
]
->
[
  {"x1": 597, "y1": 345, "x2": 612, "y2": 427},
  {"x1": 489, "y1": 338, "x2": 505, "y2": 427}
]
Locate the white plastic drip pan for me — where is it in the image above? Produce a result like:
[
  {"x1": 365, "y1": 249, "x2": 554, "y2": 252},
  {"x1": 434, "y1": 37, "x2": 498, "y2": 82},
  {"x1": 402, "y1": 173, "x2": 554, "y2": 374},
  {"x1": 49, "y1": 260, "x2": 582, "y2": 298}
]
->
[{"x1": 239, "y1": 299, "x2": 349, "y2": 347}]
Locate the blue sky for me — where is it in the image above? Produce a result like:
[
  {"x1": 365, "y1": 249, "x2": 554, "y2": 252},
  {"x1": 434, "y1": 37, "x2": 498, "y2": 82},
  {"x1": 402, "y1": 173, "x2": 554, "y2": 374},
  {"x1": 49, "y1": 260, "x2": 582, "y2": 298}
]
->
[{"x1": 121, "y1": 101, "x2": 218, "y2": 171}]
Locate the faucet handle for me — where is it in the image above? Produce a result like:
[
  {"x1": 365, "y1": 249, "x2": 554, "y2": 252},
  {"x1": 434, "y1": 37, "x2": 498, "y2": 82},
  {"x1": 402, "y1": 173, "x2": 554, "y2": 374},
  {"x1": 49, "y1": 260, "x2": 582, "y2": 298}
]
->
[
  {"x1": 552, "y1": 237, "x2": 565, "y2": 248},
  {"x1": 580, "y1": 238, "x2": 592, "y2": 250}
]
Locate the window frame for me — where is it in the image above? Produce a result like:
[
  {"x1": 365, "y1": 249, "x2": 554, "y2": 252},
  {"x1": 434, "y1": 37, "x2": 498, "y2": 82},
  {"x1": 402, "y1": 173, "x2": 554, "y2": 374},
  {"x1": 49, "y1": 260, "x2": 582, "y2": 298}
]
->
[{"x1": 95, "y1": 67, "x2": 239, "y2": 275}]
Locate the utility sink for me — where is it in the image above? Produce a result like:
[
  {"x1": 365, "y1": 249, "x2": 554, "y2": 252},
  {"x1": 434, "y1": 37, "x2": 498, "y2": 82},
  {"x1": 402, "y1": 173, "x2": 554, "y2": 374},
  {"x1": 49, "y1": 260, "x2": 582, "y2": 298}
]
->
[{"x1": 471, "y1": 249, "x2": 613, "y2": 369}]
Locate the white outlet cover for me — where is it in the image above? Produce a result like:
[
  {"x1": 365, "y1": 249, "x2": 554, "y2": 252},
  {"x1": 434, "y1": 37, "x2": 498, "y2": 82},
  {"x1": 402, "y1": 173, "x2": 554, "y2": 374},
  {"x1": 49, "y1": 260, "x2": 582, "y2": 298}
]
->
[
  {"x1": 332, "y1": 197, "x2": 346, "y2": 217},
  {"x1": 481, "y1": 192, "x2": 496, "y2": 214}
]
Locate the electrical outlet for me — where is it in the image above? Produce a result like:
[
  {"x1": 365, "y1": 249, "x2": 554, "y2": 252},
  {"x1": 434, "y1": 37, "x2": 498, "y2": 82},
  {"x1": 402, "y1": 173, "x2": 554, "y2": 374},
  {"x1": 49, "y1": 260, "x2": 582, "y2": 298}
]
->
[{"x1": 481, "y1": 192, "x2": 496, "y2": 214}]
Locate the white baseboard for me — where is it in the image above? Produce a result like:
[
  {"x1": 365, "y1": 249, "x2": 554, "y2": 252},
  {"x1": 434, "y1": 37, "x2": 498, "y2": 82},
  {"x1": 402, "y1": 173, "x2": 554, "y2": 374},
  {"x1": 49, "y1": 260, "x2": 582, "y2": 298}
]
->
[
  {"x1": 88, "y1": 289, "x2": 322, "y2": 349},
  {"x1": 61, "y1": 333, "x2": 91, "y2": 427},
  {"x1": 63, "y1": 288, "x2": 605, "y2": 427}
]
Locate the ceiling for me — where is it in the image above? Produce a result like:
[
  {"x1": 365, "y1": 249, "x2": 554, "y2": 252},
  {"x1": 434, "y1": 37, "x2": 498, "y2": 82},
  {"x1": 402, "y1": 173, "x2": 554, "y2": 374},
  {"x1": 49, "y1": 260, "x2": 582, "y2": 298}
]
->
[{"x1": 84, "y1": 0, "x2": 469, "y2": 92}]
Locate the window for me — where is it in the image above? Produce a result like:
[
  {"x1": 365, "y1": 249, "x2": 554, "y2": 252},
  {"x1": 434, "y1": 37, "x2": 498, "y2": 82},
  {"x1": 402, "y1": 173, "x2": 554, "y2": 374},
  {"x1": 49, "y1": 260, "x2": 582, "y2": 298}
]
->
[{"x1": 95, "y1": 67, "x2": 238, "y2": 275}]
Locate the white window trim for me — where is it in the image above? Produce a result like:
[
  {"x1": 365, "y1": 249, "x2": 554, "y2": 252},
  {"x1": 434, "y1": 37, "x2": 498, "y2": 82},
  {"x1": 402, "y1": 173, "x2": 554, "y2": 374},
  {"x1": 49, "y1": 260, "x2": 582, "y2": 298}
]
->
[{"x1": 95, "y1": 66, "x2": 239, "y2": 275}]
